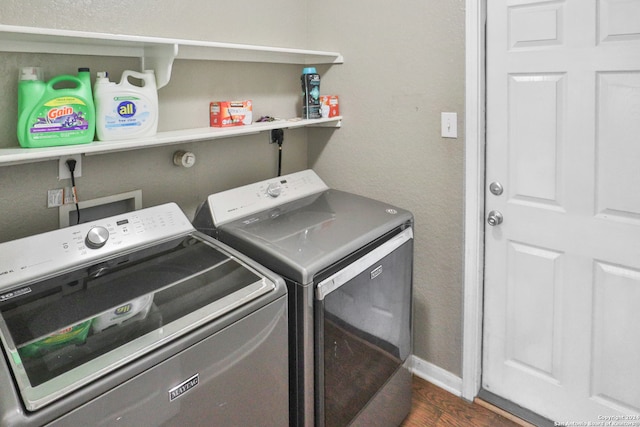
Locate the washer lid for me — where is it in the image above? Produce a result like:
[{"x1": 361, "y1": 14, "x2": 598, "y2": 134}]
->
[{"x1": 218, "y1": 189, "x2": 413, "y2": 284}]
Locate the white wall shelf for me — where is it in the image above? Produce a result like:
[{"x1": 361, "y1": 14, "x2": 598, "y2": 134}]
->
[
  {"x1": 0, "y1": 117, "x2": 342, "y2": 167},
  {"x1": 0, "y1": 25, "x2": 343, "y2": 167},
  {"x1": 0, "y1": 24, "x2": 344, "y2": 88}
]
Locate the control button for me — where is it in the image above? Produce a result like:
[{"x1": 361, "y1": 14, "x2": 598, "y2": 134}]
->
[
  {"x1": 86, "y1": 226, "x2": 109, "y2": 249},
  {"x1": 266, "y1": 182, "x2": 282, "y2": 198}
]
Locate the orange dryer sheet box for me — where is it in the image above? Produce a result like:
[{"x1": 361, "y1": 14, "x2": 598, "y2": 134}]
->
[
  {"x1": 320, "y1": 95, "x2": 340, "y2": 118},
  {"x1": 210, "y1": 100, "x2": 253, "y2": 127}
]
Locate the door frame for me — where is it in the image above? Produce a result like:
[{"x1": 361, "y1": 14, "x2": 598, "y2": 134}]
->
[{"x1": 462, "y1": 0, "x2": 486, "y2": 401}]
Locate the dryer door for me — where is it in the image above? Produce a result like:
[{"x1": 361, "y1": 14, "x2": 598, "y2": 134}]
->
[{"x1": 315, "y1": 227, "x2": 413, "y2": 427}]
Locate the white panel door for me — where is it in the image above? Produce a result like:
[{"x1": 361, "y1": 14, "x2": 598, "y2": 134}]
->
[{"x1": 483, "y1": 0, "x2": 640, "y2": 422}]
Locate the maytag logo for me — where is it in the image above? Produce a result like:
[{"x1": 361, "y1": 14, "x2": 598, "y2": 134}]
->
[
  {"x1": 0, "y1": 286, "x2": 31, "y2": 302},
  {"x1": 370, "y1": 265, "x2": 383, "y2": 280},
  {"x1": 168, "y1": 374, "x2": 199, "y2": 402}
]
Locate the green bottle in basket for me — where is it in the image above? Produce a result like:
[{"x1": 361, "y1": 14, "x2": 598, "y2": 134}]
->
[{"x1": 17, "y1": 67, "x2": 96, "y2": 148}]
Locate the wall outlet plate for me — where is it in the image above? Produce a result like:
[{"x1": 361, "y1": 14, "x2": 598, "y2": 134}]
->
[
  {"x1": 47, "y1": 188, "x2": 64, "y2": 208},
  {"x1": 59, "y1": 154, "x2": 82, "y2": 180}
]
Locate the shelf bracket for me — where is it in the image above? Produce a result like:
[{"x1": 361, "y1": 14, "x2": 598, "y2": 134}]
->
[{"x1": 142, "y1": 43, "x2": 178, "y2": 89}]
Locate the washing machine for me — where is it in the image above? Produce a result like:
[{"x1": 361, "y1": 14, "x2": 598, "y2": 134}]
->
[
  {"x1": 194, "y1": 169, "x2": 414, "y2": 427},
  {"x1": 0, "y1": 203, "x2": 288, "y2": 427}
]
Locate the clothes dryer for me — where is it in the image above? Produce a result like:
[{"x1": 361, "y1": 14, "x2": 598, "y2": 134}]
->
[{"x1": 194, "y1": 170, "x2": 413, "y2": 427}]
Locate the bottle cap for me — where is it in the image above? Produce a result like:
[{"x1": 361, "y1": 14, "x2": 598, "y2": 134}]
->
[{"x1": 302, "y1": 67, "x2": 317, "y2": 74}]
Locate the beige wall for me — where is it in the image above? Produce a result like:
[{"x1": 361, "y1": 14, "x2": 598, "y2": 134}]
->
[
  {"x1": 0, "y1": 1, "x2": 466, "y2": 377},
  {"x1": 307, "y1": 1, "x2": 466, "y2": 376}
]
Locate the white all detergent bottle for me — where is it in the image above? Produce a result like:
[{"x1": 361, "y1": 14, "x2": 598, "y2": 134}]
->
[{"x1": 94, "y1": 70, "x2": 158, "y2": 141}]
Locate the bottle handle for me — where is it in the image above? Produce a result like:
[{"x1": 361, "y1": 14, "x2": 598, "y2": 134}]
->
[
  {"x1": 47, "y1": 75, "x2": 83, "y2": 90},
  {"x1": 121, "y1": 70, "x2": 155, "y2": 88}
]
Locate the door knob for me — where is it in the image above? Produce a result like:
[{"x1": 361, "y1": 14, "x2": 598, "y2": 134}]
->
[
  {"x1": 489, "y1": 181, "x2": 503, "y2": 196},
  {"x1": 487, "y1": 210, "x2": 503, "y2": 226}
]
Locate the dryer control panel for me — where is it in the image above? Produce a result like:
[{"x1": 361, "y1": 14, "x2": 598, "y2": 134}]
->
[
  {"x1": 0, "y1": 203, "x2": 193, "y2": 291},
  {"x1": 206, "y1": 169, "x2": 329, "y2": 226}
]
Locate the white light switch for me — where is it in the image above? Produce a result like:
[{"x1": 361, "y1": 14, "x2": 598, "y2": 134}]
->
[{"x1": 441, "y1": 112, "x2": 458, "y2": 138}]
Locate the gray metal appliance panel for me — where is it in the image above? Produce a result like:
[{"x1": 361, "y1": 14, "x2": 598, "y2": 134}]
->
[
  {"x1": 0, "y1": 293, "x2": 288, "y2": 427},
  {"x1": 50, "y1": 297, "x2": 288, "y2": 427},
  {"x1": 217, "y1": 189, "x2": 413, "y2": 284},
  {"x1": 349, "y1": 362, "x2": 413, "y2": 427},
  {"x1": 316, "y1": 233, "x2": 413, "y2": 426}
]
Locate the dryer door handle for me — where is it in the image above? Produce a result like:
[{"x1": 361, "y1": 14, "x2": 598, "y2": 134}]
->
[{"x1": 315, "y1": 227, "x2": 413, "y2": 300}]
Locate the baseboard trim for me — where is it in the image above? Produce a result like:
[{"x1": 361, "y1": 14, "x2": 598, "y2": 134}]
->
[{"x1": 409, "y1": 355, "x2": 463, "y2": 398}]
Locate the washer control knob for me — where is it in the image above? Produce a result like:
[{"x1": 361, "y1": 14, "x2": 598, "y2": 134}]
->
[
  {"x1": 86, "y1": 226, "x2": 109, "y2": 249},
  {"x1": 266, "y1": 183, "x2": 282, "y2": 198}
]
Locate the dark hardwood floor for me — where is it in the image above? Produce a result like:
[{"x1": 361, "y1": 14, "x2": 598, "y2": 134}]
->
[{"x1": 401, "y1": 376, "x2": 529, "y2": 427}]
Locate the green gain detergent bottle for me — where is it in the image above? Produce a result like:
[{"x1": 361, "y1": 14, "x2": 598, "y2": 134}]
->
[{"x1": 17, "y1": 67, "x2": 96, "y2": 148}]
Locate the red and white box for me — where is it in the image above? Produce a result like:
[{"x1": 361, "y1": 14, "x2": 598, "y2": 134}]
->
[
  {"x1": 210, "y1": 100, "x2": 253, "y2": 127},
  {"x1": 319, "y1": 95, "x2": 340, "y2": 118}
]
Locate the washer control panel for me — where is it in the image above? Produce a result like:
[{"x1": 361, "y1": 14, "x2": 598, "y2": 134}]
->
[
  {"x1": 0, "y1": 203, "x2": 193, "y2": 291},
  {"x1": 206, "y1": 169, "x2": 329, "y2": 226}
]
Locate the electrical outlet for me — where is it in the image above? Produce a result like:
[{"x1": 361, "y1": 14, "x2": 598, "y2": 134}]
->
[
  {"x1": 47, "y1": 188, "x2": 64, "y2": 208},
  {"x1": 59, "y1": 154, "x2": 82, "y2": 180},
  {"x1": 441, "y1": 112, "x2": 458, "y2": 138}
]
